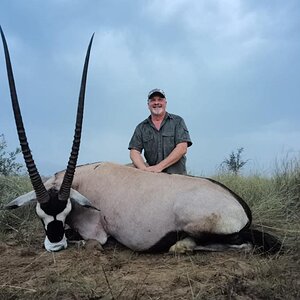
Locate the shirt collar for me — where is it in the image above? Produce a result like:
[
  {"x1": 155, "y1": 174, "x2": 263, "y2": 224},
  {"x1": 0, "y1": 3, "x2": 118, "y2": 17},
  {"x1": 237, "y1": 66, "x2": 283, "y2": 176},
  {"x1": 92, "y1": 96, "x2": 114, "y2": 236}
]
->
[{"x1": 144, "y1": 112, "x2": 172, "y2": 131}]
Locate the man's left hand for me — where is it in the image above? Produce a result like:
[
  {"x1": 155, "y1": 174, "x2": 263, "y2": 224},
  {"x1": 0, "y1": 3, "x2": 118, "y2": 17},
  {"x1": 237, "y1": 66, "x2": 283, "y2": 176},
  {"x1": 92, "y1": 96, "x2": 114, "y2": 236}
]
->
[{"x1": 146, "y1": 165, "x2": 163, "y2": 173}]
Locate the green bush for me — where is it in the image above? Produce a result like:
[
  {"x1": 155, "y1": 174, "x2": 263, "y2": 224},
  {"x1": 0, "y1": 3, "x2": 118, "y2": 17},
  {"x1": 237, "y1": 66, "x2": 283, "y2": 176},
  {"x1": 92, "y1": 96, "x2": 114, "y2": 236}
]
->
[{"x1": 0, "y1": 134, "x2": 23, "y2": 176}]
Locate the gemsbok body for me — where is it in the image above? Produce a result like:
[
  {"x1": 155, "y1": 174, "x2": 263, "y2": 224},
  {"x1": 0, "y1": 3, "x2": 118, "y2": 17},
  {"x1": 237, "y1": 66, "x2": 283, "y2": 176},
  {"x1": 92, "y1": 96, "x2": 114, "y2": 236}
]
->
[{"x1": 1, "y1": 27, "x2": 281, "y2": 254}]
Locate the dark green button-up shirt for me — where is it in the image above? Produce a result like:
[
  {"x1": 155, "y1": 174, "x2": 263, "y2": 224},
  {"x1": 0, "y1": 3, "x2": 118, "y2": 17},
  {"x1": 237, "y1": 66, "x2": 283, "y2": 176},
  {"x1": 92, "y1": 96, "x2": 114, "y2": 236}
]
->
[{"x1": 128, "y1": 113, "x2": 192, "y2": 174}]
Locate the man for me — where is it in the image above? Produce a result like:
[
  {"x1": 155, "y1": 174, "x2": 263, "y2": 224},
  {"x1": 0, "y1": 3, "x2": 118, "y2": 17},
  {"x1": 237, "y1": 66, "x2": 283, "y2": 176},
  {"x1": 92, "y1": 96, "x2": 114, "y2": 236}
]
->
[{"x1": 128, "y1": 88, "x2": 192, "y2": 175}]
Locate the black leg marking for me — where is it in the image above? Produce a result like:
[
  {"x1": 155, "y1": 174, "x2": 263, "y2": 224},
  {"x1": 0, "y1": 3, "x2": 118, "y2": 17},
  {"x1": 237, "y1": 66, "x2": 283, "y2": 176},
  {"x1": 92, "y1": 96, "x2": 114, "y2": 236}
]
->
[
  {"x1": 145, "y1": 231, "x2": 187, "y2": 253},
  {"x1": 192, "y1": 232, "x2": 244, "y2": 246}
]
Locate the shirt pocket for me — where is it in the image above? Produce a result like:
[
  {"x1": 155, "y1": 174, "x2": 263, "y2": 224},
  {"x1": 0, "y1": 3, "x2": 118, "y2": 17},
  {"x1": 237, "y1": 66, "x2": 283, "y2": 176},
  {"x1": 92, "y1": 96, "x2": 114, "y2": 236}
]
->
[
  {"x1": 142, "y1": 134, "x2": 157, "y2": 164},
  {"x1": 162, "y1": 131, "x2": 175, "y2": 156}
]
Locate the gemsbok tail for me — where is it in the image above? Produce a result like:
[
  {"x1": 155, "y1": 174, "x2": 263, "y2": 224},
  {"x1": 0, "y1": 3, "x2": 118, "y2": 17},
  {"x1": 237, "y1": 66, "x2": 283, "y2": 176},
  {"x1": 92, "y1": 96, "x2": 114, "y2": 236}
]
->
[{"x1": 240, "y1": 228, "x2": 282, "y2": 254}]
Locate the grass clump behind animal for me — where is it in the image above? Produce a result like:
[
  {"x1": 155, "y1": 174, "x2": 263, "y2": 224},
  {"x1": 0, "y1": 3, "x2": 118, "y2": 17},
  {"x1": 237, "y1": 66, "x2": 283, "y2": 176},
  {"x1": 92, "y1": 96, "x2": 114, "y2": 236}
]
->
[
  {"x1": 214, "y1": 154, "x2": 300, "y2": 250},
  {"x1": 273, "y1": 155, "x2": 300, "y2": 220},
  {"x1": 0, "y1": 175, "x2": 40, "y2": 245}
]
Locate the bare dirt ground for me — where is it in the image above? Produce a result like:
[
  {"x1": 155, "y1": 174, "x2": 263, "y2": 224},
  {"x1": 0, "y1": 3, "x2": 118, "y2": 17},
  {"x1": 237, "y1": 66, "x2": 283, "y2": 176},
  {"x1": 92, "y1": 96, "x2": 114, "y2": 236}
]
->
[{"x1": 0, "y1": 228, "x2": 299, "y2": 300}]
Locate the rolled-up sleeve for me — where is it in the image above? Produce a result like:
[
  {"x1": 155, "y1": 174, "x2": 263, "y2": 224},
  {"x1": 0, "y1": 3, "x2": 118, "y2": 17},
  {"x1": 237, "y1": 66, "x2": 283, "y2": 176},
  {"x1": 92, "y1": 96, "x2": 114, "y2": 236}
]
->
[
  {"x1": 128, "y1": 125, "x2": 143, "y2": 152},
  {"x1": 175, "y1": 119, "x2": 192, "y2": 147}
]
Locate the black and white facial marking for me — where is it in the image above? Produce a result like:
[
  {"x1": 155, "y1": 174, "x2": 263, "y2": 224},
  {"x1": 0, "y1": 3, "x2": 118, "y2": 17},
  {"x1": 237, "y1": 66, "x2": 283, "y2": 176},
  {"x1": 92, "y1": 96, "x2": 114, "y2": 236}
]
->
[{"x1": 35, "y1": 188, "x2": 72, "y2": 252}]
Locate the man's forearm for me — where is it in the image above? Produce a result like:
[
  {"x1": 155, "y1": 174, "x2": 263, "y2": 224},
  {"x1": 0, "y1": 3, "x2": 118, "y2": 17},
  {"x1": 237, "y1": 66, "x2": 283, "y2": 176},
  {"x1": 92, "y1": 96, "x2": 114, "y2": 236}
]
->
[
  {"x1": 154, "y1": 142, "x2": 187, "y2": 172},
  {"x1": 130, "y1": 149, "x2": 147, "y2": 170}
]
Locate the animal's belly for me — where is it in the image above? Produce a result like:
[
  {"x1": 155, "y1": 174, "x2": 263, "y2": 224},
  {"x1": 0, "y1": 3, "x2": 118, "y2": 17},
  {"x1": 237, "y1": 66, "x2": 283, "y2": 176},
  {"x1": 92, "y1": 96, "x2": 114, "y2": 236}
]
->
[{"x1": 101, "y1": 211, "x2": 176, "y2": 251}]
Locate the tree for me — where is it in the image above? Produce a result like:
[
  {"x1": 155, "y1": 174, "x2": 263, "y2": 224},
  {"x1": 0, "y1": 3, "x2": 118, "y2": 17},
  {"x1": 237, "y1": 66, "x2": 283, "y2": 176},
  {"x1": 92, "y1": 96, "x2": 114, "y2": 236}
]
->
[
  {"x1": 0, "y1": 134, "x2": 23, "y2": 176},
  {"x1": 221, "y1": 147, "x2": 248, "y2": 175}
]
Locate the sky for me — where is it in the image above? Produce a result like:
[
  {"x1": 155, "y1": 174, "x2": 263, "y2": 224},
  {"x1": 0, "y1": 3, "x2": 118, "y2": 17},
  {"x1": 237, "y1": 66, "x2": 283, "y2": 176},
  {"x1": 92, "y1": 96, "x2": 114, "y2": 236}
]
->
[{"x1": 1, "y1": 0, "x2": 299, "y2": 177}]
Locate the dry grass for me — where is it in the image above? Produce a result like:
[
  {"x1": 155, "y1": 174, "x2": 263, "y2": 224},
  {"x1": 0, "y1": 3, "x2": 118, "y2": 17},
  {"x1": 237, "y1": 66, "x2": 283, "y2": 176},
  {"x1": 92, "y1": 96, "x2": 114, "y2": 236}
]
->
[{"x1": 0, "y1": 232, "x2": 299, "y2": 300}]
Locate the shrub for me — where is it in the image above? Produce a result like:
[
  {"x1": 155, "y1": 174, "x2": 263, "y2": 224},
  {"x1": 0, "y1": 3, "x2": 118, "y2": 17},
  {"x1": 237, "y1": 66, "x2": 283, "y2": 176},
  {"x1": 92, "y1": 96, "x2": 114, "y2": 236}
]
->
[
  {"x1": 220, "y1": 147, "x2": 248, "y2": 175},
  {"x1": 0, "y1": 134, "x2": 23, "y2": 176}
]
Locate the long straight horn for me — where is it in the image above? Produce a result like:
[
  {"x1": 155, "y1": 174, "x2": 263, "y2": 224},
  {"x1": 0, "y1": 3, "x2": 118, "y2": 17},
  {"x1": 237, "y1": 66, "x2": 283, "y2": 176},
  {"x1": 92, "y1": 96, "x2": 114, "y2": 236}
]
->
[
  {"x1": 0, "y1": 26, "x2": 49, "y2": 203},
  {"x1": 59, "y1": 34, "x2": 94, "y2": 201}
]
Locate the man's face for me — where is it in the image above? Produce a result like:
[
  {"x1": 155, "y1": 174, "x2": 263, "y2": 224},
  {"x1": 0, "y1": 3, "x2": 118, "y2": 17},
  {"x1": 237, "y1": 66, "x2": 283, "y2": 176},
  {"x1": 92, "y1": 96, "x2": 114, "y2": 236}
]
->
[{"x1": 148, "y1": 96, "x2": 167, "y2": 116}]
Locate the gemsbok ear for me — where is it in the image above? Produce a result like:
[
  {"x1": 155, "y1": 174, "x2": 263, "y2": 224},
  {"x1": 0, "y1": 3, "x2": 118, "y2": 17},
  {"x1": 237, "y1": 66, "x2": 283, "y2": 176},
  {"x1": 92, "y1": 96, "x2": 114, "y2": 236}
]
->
[
  {"x1": 5, "y1": 191, "x2": 37, "y2": 209},
  {"x1": 70, "y1": 189, "x2": 100, "y2": 211}
]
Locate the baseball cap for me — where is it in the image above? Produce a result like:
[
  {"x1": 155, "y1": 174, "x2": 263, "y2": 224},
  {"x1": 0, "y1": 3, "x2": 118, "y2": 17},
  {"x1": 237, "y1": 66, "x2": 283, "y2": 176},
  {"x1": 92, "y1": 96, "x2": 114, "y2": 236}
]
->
[{"x1": 148, "y1": 88, "x2": 166, "y2": 99}]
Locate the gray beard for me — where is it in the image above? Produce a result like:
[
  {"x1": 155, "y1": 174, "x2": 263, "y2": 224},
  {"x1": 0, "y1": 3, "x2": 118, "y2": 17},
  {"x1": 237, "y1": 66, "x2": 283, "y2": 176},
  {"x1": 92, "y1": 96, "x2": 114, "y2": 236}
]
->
[{"x1": 151, "y1": 107, "x2": 164, "y2": 115}]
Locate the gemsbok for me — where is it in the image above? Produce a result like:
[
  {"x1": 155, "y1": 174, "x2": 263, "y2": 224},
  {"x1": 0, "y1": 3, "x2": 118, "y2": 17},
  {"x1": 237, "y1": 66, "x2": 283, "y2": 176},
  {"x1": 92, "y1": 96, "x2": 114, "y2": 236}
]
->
[{"x1": 1, "y1": 27, "x2": 281, "y2": 254}]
